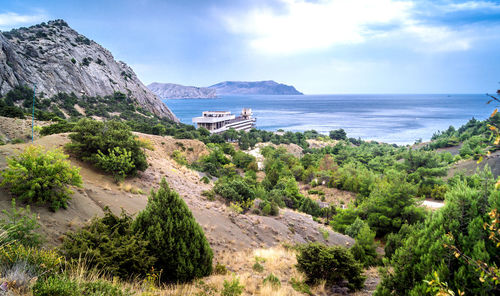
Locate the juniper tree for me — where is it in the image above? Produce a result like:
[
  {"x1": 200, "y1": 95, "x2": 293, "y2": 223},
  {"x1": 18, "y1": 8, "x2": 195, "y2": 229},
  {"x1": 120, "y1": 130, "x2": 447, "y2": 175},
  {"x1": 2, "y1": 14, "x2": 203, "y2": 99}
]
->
[{"x1": 132, "y1": 178, "x2": 213, "y2": 283}]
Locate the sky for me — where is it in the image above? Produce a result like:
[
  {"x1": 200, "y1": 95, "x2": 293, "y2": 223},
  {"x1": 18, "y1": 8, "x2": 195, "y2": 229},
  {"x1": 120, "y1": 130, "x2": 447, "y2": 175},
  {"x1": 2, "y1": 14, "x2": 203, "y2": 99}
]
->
[{"x1": 1, "y1": 0, "x2": 500, "y2": 94}]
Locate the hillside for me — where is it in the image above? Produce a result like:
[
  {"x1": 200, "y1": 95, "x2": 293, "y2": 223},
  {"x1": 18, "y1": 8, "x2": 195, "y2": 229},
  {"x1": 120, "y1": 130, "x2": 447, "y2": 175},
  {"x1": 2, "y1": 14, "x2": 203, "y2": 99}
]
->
[
  {"x1": 209, "y1": 80, "x2": 303, "y2": 95},
  {"x1": 0, "y1": 123, "x2": 352, "y2": 252},
  {"x1": 148, "y1": 82, "x2": 217, "y2": 99},
  {"x1": 0, "y1": 20, "x2": 177, "y2": 121}
]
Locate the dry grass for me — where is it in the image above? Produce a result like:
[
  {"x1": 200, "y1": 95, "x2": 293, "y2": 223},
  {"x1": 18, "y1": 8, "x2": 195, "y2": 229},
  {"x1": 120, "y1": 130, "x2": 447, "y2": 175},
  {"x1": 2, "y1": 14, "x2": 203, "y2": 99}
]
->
[{"x1": 119, "y1": 183, "x2": 144, "y2": 195}]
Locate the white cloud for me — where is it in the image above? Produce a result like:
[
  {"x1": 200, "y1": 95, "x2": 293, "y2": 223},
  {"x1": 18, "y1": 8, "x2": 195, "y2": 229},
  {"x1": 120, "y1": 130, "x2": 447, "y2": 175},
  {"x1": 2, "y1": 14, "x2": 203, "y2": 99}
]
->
[
  {"x1": 222, "y1": 0, "x2": 413, "y2": 54},
  {"x1": 0, "y1": 12, "x2": 47, "y2": 29},
  {"x1": 445, "y1": 1, "x2": 500, "y2": 12},
  {"x1": 220, "y1": 0, "x2": 493, "y2": 54}
]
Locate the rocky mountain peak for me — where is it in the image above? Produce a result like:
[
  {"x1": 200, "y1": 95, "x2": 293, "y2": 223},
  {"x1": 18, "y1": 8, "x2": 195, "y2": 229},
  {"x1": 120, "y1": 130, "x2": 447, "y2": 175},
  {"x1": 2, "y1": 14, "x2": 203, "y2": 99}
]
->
[{"x1": 0, "y1": 19, "x2": 177, "y2": 121}]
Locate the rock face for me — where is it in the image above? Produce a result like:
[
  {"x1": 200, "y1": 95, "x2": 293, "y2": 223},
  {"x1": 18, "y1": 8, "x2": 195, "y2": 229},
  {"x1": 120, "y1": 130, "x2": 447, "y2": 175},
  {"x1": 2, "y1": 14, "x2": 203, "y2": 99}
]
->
[
  {"x1": 148, "y1": 82, "x2": 216, "y2": 99},
  {"x1": 209, "y1": 80, "x2": 303, "y2": 95},
  {"x1": 0, "y1": 20, "x2": 177, "y2": 121}
]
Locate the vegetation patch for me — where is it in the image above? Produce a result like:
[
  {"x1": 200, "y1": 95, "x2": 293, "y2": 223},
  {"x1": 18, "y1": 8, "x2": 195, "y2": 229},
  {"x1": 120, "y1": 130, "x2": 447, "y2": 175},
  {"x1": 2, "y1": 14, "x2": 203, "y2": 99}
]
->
[{"x1": 0, "y1": 145, "x2": 82, "y2": 211}]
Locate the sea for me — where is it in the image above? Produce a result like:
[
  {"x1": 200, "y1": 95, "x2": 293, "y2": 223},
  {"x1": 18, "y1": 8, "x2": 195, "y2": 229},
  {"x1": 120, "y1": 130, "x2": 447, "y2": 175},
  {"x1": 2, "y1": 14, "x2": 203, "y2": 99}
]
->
[{"x1": 164, "y1": 94, "x2": 494, "y2": 145}]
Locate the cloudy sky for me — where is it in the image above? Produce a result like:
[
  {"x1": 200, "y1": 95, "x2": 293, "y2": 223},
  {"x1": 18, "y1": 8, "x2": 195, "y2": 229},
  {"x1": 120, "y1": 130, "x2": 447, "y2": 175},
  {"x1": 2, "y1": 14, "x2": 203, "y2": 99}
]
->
[{"x1": 1, "y1": 0, "x2": 500, "y2": 94}]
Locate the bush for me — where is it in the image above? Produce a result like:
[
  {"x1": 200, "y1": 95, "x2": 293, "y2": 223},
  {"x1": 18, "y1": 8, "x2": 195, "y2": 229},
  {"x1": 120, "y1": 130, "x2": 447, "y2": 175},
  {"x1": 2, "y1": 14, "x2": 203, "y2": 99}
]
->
[
  {"x1": 349, "y1": 222, "x2": 379, "y2": 267},
  {"x1": 132, "y1": 178, "x2": 213, "y2": 283},
  {"x1": 0, "y1": 199, "x2": 42, "y2": 247},
  {"x1": 214, "y1": 263, "x2": 228, "y2": 275},
  {"x1": 79, "y1": 280, "x2": 131, "y2": 296},
  {"x1": 221, "y1": 277, "x2": 244, "y2": 296},
  {"x1": 32, "y1": 275, "x2": 79, "y2": 296},
  {"x1": 60, "y1": 208, "x2": 155, "y2": 279},
  {"x1": 0, "y1": 145, "x2": 82, "y2": 211},
  {"x1": 94, "y1": 147, "x2": 135, "y2": 182},
  {"x1": 40, "y1": 121, "x2": 76, "y2": 136},
  {"x1": 290, "y1": 277, "x2": 312, "y2": 295},
  {"x1": 11, "y1": 138, "x2": 24, "y2": 144},
  {"x1": 252, "y1": 261, "x2": 264, "y2": 272},
  {"x1": 345, "y1": 217, "x2": 367, "y2": 238},
  {"x1": 171, "y1": 149, "x2": 188, "y2": 166},
  {"x1": 214, "y1": 177, "x2": 255, "y2": 204},
  {"x1": 296, "y1": 243, "x2": 365, "y2": 291},
  {"x1": 0, "y1": 243, "x2": 63, "y2": 278},
  {"x1": 67, "y1": 118, "x2": 148, "y2": 177},
  {"x1": 263, "y1": 273, "x2": 281, "y2": 288},
  {"x1": 33, "y1": 277, "x2": 131, "y2": 296}
]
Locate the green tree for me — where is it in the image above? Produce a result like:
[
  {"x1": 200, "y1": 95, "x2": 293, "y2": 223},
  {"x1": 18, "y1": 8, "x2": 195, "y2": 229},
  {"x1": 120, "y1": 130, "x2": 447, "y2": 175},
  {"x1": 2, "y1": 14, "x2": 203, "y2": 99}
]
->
[
  {"x1": 296, "y1": 243, "x2": 365, "y2": 291},
  {"x1": 359, "y1": 170, "x2": 424, "y2": 237},
  {"x1": 329, "y1": 129, "x2": 347, "y2": 140},
  {"x1": 67, "y1": 118, "x2": 148, "y2": 175},
  {"x1": 375, "y1": 176, "x2": 499, "y2": 296},
  {"x1": 0, "y1": 145, "x2": 82, "y2": 211},
  {"x1": 60, "y1": 208, "x2": 155, "y2": 279},
  {"x1": 350, "y1": 222, "x2": 379, "y2": 267},
  {"x1": 94, "y1": 147, "x2": 135, "y2": 182},
  {"x1": 132, "y1": 178, "x2": 213, "y2": 283}
]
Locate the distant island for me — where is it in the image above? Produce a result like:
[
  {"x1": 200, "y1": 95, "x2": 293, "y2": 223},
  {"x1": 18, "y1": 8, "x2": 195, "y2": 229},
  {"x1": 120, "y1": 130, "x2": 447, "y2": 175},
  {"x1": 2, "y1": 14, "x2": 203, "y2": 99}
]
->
[
  {"x1": 148, "y1": 82, "x2": 217, "y2": 99},
  {"x1": 209, "y1": 80, "x2": 303, "y2": 95}
]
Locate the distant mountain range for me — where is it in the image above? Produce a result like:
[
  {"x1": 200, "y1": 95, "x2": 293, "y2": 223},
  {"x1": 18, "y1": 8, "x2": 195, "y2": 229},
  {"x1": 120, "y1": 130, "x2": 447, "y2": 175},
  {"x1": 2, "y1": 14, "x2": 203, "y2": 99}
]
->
[
  {"x1": 209, "y1": 80, "x2": 303, "y2": 95},
  {"x1": 148, "y1": 83, "x2": 216, "y2": 99},
  {"x1": 148, "y1": 80, "x2": 303, "y2": 99}
]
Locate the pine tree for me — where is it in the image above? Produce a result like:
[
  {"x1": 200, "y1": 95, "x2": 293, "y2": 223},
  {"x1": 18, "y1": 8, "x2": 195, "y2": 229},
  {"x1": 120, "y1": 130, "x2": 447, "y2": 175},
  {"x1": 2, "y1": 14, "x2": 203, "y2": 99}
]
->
[
  {"x1": 375, "y1": 172, "x2": 499, "y2": 296},
  {"x1": 132, "y1": 178, "x2": 213, "y2": 283}
]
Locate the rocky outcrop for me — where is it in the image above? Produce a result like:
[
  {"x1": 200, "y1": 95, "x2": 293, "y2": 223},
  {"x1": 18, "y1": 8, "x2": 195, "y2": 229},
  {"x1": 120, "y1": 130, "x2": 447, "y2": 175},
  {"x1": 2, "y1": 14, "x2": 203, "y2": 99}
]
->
[
  {"x1": 0, "y1": 20, "x2": 177, "y2": 121},
  {"x1": 148, "y1": 82, "x2": 216, "y2": 99},
  {"x1": 209, "y1": 80, "x2": 303, "y2": 95}
]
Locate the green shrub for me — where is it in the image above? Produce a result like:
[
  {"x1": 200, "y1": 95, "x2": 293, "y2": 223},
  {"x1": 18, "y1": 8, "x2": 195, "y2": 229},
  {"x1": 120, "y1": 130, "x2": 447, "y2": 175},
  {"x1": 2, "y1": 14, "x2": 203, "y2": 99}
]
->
[
  {"x1": 0, "y1": 145, "x2": 82, "y2": 211},
  {"x1": 290, "y1": 277, "x2": 312, "y2": 295},
  {"x1": 0, "y1": 105, "x2": 25, "y2": 118},
  {"x1": 214, "y1": 177, "x2": 255, "y2": 204},
  {"x1": 298, "y1": 197, "x2": 321, "y2": 217},
  {"x1": 0, "y1": 243, "x2": 63, "y2": 277},
  {"x1": 94, "y1": 147, "x2": 135, "y2": 182},
  {"x1": 11, "y1": 138, "x2": 24, "y2": 144},
  {"x1": 67, "y1": 118, "x2": 148, "y2": 177},
  {"x1": 260, "y1": 200, "x2": 280, "y2": 216},
  {"x1": 40, "y1": 121, "x2": 76, "y2": 136},
  {"x1": 80, "y1": 280, "x2": 131, "y2": 296},
  {"x1": 171, "y1": 149, "x2": 188, "y2": 166},
  {"x1": 200, "y1": 176, "x2": 210, "y2": 184},
  {"x1": 252, "y1": 262, "x2": 264, "y2": 272},
  {"x1": 201, "y1": 190, "x2": 215, "y2": 200},
  {"x1": 319, "y1": 228, "x2": 329, "y2": 240},
  {"x1": 296, "y1": 243, "x2": 365, "y2": 291},
  {"x1": 0, "y1": 199, "x2": 42, "y2": 247},
  {"x1": 60, "y1": 208, "x2": 154, "y2": 279},
  {"x1": 349, "y1": 222, "x2": 379, "y2": 267},
  {"x1": 263, "y1": 273, "x2": 281, "y2": 288},
  {"x1": 214, "y1": 263, "x2": 228, "y2": 275},
  {"x1": 345, "y1": 217, "x2": 367, "y2": 238},
  {"x1": 221, "y1": 277, "x2": 244, "y2": 296},
  {"x1": 132, "y1": 178, "x2": 213, "y2": 283},
  {"x1": 32, "y1": 275, "x2": 79, "y2": 296}
]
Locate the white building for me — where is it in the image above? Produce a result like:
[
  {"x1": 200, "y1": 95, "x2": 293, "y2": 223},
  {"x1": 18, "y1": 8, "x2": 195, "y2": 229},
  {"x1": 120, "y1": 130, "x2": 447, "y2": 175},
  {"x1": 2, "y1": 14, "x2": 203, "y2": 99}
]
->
[{"x1": 192, "y1": 108, "x2": 256, "y2": 133}]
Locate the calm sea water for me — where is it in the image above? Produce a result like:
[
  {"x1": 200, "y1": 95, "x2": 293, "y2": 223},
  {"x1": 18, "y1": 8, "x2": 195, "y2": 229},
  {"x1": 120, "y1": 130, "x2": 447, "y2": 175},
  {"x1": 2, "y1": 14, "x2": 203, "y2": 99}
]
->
[{"x1": 164, "y1": 94, "x2": 493, "y2": 145}]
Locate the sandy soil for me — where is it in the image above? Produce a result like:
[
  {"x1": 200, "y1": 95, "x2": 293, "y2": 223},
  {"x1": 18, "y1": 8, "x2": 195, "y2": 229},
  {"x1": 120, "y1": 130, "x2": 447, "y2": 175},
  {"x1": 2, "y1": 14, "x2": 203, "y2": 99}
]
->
[{"x1": 0, "y1": 116, "x2": 53, "y2": 143}]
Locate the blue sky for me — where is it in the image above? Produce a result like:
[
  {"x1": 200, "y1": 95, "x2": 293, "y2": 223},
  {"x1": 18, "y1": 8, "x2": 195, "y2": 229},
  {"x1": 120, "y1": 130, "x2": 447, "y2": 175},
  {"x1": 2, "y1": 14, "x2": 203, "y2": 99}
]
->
[{"x1": 1, "y1": 0, "x2": 500, "y2": 94}]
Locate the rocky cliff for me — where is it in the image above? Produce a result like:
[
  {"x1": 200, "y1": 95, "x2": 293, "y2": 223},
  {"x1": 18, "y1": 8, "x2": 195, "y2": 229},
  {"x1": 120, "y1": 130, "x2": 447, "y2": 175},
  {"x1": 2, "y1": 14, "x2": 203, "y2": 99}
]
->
[
  {"x1": 148, "y1": 82, "x2": 216, "y2": 99},
  {"x1": 209, "y1": 80, "x2": 303, "y2": 95},
  {"x1": 0, "y1": 20, "x2": 177, "y2": 121}
]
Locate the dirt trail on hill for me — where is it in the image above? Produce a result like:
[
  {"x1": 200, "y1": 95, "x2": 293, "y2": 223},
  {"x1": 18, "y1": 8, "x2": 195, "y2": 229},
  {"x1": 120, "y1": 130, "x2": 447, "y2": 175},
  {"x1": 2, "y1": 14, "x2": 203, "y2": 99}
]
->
[{"x1": 0, "y1": 133, "x2": 353, "y2": 254}]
